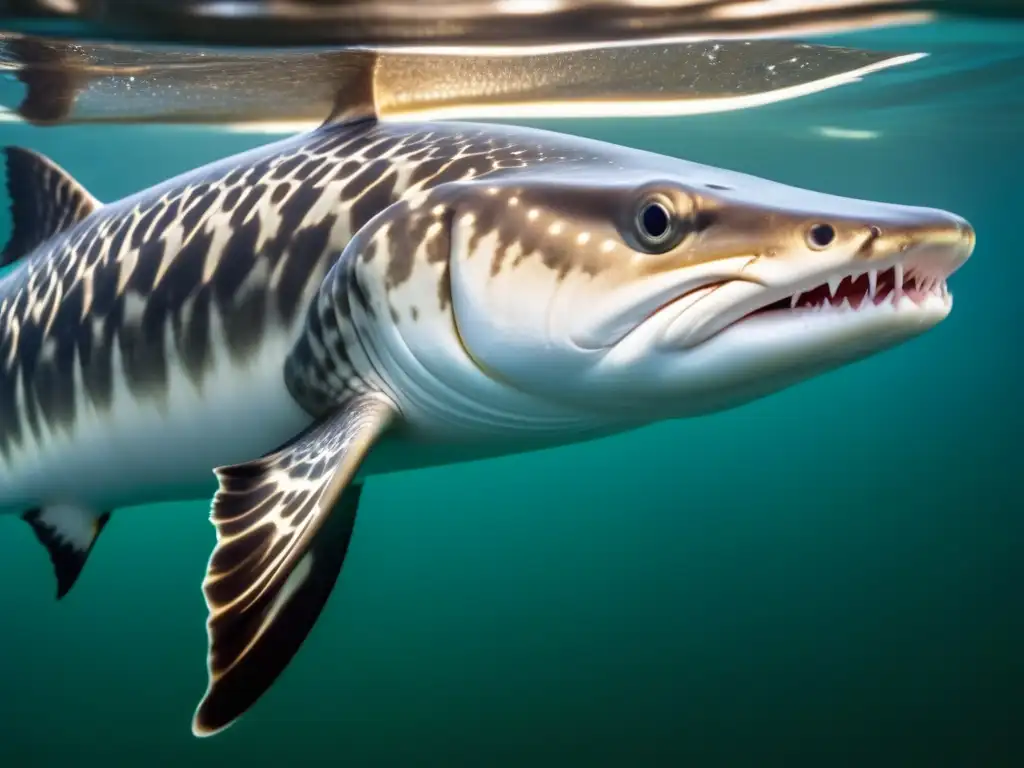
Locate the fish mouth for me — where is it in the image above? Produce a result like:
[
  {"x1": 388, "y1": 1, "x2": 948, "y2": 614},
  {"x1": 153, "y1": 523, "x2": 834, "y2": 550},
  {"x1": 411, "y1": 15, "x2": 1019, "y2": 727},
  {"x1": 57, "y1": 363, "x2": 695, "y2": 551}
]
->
[
  {"x1": 751, "y1": 263, "x2": 948, "y2": 315},
  {"x1": 648, "y1": 239, "x2": 973, "y2": 351}
]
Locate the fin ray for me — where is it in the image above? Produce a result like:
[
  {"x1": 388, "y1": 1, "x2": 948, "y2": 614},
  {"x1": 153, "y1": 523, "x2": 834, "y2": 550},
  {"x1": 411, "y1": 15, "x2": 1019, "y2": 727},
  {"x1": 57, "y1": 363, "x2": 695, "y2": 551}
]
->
[{"x1": 192, "y1": 394, "x2": 396, "y2": 737}]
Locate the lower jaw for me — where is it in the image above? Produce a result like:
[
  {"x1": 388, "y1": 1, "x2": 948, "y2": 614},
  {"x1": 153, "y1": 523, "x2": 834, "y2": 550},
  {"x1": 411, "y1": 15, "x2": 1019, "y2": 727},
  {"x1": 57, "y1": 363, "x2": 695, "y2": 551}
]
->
[
  {"x1": 707, "y1": 291, "x2": 953, "y2": 359},
  {"x1": 674, "y1": 286, "x2": 953, "y2": 352},
  {"x1": 595, "y1": 290, "x2": 952, "y2": 419}
]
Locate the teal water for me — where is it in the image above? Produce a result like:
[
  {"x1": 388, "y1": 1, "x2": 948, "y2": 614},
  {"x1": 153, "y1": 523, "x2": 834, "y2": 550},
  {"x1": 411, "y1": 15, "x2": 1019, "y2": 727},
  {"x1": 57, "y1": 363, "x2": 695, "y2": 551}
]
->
[{"x1": 1, "y1": 19, "x2": 1022, "y2": 767}]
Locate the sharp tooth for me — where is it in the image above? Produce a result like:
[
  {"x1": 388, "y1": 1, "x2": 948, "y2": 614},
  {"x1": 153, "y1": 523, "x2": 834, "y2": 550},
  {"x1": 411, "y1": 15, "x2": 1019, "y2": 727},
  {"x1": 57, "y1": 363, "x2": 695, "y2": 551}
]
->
[
  {"x1": 894, "y1": 263, "x2": 904, "y2": 301},
  {"x1": 827, "y1": 276, "x2": 842, "y2": 297},
  {"x1": 868, "y1": 269, "x2": 878, "y2": 297},
  {"x1": 839, "y1": 297, "x2": 851, "y2": 311},
  {"x1": 790, "y1": 293, "x2": 800, "y2": 309}
]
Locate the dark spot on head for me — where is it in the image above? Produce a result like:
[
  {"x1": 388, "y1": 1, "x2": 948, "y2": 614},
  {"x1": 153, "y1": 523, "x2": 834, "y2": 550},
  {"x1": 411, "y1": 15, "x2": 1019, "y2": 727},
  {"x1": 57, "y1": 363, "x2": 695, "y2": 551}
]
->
[
  {"x1": 705, "y1": 183, "x2": 731, "y2": 191},
  {"x1": 410, "y1": 306, "x2": 419, "y2": 321}
]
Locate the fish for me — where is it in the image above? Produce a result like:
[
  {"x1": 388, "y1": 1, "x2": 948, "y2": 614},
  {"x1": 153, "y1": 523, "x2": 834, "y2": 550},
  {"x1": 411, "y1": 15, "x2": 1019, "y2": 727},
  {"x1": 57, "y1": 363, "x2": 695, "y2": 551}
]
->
[{"x1": 0, "y1": 115, "x2": 975, "y2": 737}]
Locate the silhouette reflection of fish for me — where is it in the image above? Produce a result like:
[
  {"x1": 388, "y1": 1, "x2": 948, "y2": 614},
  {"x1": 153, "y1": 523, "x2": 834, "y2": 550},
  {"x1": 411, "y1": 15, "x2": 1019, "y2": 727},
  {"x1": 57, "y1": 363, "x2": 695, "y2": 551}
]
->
[{"x1": 0, "y1": 34, "x2": 926, "y2": 128}]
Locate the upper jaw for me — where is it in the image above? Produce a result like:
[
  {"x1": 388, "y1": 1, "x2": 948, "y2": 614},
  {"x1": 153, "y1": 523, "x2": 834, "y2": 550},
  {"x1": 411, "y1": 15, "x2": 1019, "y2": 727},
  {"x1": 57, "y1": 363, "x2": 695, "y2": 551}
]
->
[{"x1": 657, "y1": 228, "x2": 975, "y2": 350}]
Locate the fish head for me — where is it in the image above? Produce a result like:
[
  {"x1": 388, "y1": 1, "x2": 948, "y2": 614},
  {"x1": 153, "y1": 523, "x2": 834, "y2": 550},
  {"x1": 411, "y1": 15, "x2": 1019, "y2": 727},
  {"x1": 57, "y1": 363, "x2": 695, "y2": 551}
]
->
[{"x1": 446, "y1": 156, "x2": 974, "y2": 419}]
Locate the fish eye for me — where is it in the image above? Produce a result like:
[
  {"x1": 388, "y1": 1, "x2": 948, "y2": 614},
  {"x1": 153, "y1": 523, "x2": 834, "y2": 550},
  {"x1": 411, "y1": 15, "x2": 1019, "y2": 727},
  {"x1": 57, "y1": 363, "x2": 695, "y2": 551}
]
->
[
  {"x1": 806, "y1": 222, "x2": 837, "y2": 250},
  {"x1": 634, "y1": 198, "x2": 674, "y2": 250}
]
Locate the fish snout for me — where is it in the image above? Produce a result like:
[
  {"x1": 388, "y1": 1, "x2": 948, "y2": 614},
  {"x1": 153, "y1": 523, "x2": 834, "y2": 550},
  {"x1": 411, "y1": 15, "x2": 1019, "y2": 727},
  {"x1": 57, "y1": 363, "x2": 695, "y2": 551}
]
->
[{"x1": 856, "y1": 205, "x2": 975, "y2": 278}]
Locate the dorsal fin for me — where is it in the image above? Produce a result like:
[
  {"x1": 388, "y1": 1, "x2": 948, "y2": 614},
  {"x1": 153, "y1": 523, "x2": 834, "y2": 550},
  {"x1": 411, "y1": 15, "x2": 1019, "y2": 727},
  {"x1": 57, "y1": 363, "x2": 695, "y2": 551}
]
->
[{"x1": 1, "y1": 146, "x2": 100, "y2": 267}]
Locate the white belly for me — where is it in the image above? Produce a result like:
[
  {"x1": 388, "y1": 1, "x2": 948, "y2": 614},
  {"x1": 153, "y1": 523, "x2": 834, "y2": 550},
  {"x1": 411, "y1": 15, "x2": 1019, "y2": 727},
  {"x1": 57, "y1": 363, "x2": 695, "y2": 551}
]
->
[{"x1": 0, "y1": 332, "x2": 313, "y2": 513}]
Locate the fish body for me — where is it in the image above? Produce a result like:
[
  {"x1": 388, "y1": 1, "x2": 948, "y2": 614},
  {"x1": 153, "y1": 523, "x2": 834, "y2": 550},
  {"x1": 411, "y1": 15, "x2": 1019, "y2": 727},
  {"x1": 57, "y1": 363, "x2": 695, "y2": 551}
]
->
[
  {"x1": 0, "y1": 116, "x2": 975, "y2": 736},
  {"x1": 0, "y1": 121, "x2": 575, "y2": 512}
]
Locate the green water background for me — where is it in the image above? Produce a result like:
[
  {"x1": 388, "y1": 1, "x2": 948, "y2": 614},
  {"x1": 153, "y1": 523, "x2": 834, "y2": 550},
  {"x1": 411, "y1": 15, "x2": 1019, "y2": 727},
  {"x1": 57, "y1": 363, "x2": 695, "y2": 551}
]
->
[{"x1": 0, "y1": 20, "x2": 1021, "y2": 766}]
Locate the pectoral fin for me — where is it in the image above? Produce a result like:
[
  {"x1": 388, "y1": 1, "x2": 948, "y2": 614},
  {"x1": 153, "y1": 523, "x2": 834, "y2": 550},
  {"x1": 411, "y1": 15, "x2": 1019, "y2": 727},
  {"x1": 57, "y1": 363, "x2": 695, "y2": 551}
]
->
[{"x1": 192, "y1": 394, "x2": 396, "y2": 737}]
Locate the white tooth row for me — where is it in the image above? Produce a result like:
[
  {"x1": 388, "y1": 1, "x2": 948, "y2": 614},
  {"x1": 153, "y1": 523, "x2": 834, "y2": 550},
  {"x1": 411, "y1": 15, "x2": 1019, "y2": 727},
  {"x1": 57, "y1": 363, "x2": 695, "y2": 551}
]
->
[
  {"x1": 789, "y1": 266, "x2": 887, "y2": 309},
  {"x1": 789, "y1": 263, "x2": 948, "y2": 310},
  {"x1": 906, "y1": 269, "x2": 949, "y2": 297}
]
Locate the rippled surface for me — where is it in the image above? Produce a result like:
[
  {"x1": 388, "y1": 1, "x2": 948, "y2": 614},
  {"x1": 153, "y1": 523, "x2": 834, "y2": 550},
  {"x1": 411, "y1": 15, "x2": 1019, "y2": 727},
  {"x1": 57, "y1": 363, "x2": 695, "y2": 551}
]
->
[
  {"x1": 0, "y1": 0, "x2": 961, "y2": 46},
  {"x1": 0, "y1": 15, "x2": 1020, "y2": 768},
  {"x1": 1, "y1": 18, "x2": 1021, "y2": 133}
]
